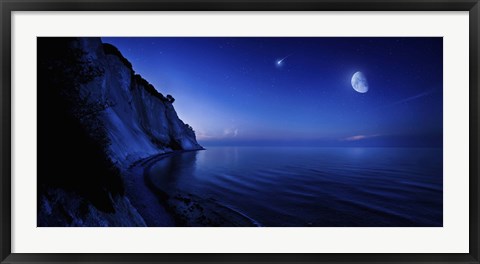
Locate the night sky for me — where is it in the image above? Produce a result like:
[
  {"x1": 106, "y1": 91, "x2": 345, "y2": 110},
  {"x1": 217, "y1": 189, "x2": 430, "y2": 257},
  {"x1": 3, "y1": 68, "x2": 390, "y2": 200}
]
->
[{"x1": 102, "y1": 37, "x2": 443, "y2": 147}]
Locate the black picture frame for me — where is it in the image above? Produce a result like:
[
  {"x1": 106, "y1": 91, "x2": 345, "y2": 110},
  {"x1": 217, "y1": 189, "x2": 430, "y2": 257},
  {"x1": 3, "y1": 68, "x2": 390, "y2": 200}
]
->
[{"x1": 1, "y1": 0, "x2": 479, "y2": 263}]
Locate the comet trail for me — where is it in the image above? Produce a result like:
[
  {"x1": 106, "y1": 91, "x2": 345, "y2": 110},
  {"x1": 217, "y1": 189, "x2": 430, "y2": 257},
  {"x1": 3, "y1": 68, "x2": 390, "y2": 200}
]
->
[{"x1": 276, "y1": 54, "x2": 293, "y2": 66}]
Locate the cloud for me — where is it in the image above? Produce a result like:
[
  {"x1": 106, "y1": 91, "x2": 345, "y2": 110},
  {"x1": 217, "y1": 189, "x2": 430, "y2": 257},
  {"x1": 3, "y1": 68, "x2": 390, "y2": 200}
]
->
[
  {"x1": 342, "y1": 134, "x2": 380, "y2": 141},
  {"x1": 197, "y1": 128, "x2": 240, "y2": 141},
  {"x1": 344, "y1": 135, "x2": 367, "y2": 141},
  {"x1": 196, "y1": 131, "x2": 216, "y2": 140},
  {"x1": 223, "y1": 128, "x2": 239, "y2": 137}
]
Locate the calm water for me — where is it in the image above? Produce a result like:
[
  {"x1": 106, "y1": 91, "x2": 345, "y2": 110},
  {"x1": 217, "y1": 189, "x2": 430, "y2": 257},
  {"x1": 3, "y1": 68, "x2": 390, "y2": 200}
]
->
[{"x1": 147, "y1": 147, "x2": 442, "y2": 227}]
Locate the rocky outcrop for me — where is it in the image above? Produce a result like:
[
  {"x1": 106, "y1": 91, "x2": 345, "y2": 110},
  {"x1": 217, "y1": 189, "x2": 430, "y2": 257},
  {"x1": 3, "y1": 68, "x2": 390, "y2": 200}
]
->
[{"x1": 38, "y1": 187, "x2": 146, "y2": 227}]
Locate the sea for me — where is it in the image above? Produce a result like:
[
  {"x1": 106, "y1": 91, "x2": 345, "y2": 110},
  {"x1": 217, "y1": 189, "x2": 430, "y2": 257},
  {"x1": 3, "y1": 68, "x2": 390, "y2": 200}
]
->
[{"x1": 147, "y1": 146, "x2": 443, "y2": 227}]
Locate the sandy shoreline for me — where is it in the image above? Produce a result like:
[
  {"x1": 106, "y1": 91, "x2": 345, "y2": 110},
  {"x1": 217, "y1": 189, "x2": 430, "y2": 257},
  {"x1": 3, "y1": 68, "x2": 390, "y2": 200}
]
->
[
  {"x1": 124, "y1": 151, "x2": 178, "y2": 227},
  {"x1": 124, "y1": 150, "x2": 203, "y2": 227}
]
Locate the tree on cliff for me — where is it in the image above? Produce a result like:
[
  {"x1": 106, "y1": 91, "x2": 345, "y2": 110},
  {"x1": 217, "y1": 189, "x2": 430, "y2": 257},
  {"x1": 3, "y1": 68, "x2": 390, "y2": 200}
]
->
[{"x1": 166, "y1": 94, "x2": 175, "y2": 103}]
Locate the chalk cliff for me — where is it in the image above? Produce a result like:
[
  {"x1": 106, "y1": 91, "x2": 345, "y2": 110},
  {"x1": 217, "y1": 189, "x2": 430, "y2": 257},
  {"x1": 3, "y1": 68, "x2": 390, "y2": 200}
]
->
[{"x1": 72, "y1": 38, "x2": 203, "y2": 167}]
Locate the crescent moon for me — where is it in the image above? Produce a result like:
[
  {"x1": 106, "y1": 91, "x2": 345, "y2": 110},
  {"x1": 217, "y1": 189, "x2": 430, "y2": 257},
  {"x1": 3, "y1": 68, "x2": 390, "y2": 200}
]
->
[{"x1": 351, "y1": 71, "x2": 369, "y2": 93}]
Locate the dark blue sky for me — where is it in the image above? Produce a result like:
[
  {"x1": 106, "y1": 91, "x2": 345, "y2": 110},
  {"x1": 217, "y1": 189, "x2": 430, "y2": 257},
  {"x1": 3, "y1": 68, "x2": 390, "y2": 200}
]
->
[{"x1": 102, "y1": 37, "x2": 443, "y2": 147}]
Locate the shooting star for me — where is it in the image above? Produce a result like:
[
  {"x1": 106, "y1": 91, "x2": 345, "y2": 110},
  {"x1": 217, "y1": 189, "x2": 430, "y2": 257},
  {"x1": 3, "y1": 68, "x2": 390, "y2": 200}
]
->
[{"x1": 276, "y1": 54, "x2": 293, "y2": 67}]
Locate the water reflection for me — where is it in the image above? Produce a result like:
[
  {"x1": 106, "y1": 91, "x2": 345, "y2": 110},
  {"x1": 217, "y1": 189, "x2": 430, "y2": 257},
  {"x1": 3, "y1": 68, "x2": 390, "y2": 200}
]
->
[
  {"x1": 145, "y1": 150, "x2": 260, "y2": 226},
  {"x1": 144, "y1": 147, "x2": 442, "y2": 227},
  {"x1": 148, "y1": 151, "x2": 199, "y2": 193}
]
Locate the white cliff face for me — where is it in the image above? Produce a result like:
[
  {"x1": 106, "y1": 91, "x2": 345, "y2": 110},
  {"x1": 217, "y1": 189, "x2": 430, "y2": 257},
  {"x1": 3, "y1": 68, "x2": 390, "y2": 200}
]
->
[{"x1": 75, "y1": 38, "x2": 203, "y2": 167}]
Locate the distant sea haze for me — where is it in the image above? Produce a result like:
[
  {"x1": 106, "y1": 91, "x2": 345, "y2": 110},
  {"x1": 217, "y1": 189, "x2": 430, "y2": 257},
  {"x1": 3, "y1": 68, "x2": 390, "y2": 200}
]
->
[
  {"x1": 147, "y1": 146, "x2": 443, "y2": 227},
  {"x1": 198, "y1": 133, "x2": 443, "y2": 148}
]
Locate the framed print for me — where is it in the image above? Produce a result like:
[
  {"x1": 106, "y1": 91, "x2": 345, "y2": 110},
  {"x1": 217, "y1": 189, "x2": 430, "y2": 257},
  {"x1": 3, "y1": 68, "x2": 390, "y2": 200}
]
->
[{"x1": 1, "y1": 0, "x2": 479, "y2": 263}]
